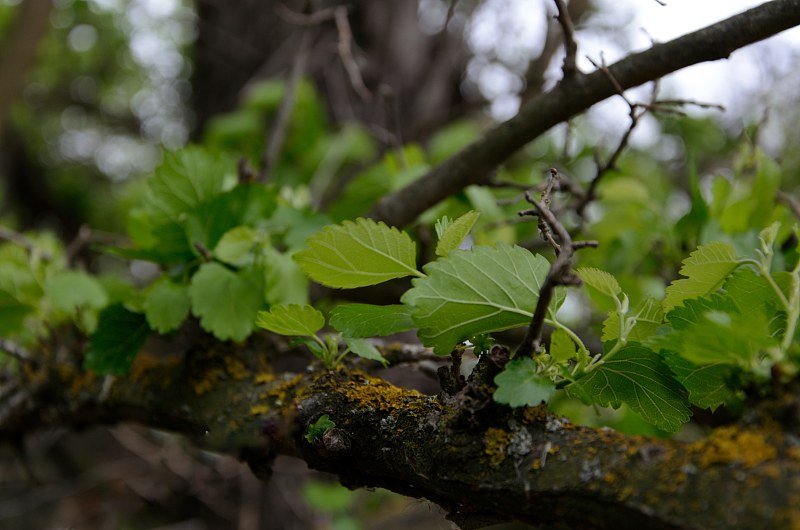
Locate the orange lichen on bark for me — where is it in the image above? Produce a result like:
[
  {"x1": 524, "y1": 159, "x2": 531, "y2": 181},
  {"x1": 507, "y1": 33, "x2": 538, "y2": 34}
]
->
[
  {"x1": 689, "y1": 425, "x2": 778, "y2": 468},
  {"x1": 340, "y1": 372, "x2": 424, "y2": 414},
  {"x1": 224, "y1": 357, "x2": 249, "y2": 381},
  {"x1": 521, "y1": 404, "x2": 549, "y2": 424},
  {"x1": 250, "y1": 404, "x2": 270, "y2": 416},
  {"x1": 192, "y1": 367, "x2": 224, "y2": 395},
  {"x1": 484, "y1": 427, "x2": 511, "y2": 468},
  {"x1": 254, "y1": 372, "x2": 275, "y2": 384}
]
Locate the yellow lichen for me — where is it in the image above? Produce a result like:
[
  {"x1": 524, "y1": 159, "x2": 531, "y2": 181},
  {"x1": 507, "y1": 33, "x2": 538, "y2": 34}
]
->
[
  {"x1": 689, "y1": 426, "x2": 778, "y2": 468},
  {"x1": 267, "y1": 374, "x2": 304, "y2": 402},
  {"x1": 192, "y1": 367, "x2": 224, "y2": 395},
  {"x1": 255, "y1": 372, "x2": 275, "y2": 385},
  {"x1": 224, "y1": 357, "x2": 249, "y2": 381},
  {"x1": 340, "y1": 374, "x2": 423, "y2": 414},
  {"x1": 484, "y1": 427, "x2": 511, "y2": 468},
  {"x1": 251, "y1": 404, "x2": 270, "y2": 416},
  {"x1": 521, "y1": 404, "x2": 549, "y2": 424}
]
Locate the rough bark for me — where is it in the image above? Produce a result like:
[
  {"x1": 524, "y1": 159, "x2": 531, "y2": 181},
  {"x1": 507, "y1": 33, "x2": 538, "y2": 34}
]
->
[
  {"x1": 369, "y1": 0, "x2": 800, "y2": 228},
  {"x1": 3, "y1": 334, "x2": 800, "y2": 530}
]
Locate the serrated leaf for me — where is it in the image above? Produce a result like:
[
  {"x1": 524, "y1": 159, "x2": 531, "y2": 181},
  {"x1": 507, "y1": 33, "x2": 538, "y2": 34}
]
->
[
  {"x1": 143, "y1": 279, "x2": 191, "y2": 333},
  {"x1": 256, "y1": 304, "x2": 325, "y2": 337},
  {"x1": 724, "y1": 267, "x2": 792, "y2": 313},
  {"x1": 577, "y1": 267, "x2": 621, "y2": 298},
  {"x1": 566, "y1": 344, "x2": 690, "y2": 432},
  {"x1": 549, "y1": 329, "x2": 576, "y2": 362},
  {"x1": 436, "y1": 210, "x2": 480, "y2": 257},
  {"x1": 663, "y1": 241, "x2": 739, "y2": 312},
  {"x1": 145, "y1": 146, "x2": 231, "y2": 224},
  {"x1": 493, "y1": 358, "x2": 556, "y2": 407},
  {"x1": 401, "y1": 244, "x2": 550, "y2": 355},
  {"x1": 344, "y1": 337, "x2": 388, "y2": 366},
  {"x1": 329, "y1": 304, "x2": 414, "y2": 338},
  {"x1": 189, "y1": 263, "x2": 264, "y2": 341},
  {"x1": 84, "y1": 305, "x2": 151, "y2": 375},
  {"x1": 663, "y1": 354, "x2": 734, "y2": 411},
  {"x1": 294, "y1": 218, "x2": 421, "y2": 288}
]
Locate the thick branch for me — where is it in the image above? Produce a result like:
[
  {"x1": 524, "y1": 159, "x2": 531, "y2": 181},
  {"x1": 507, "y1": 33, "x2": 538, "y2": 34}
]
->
[
  {"x1": 369, "y1": 0, "x2": 800, "y2": 227},
  {"x1": 3, "y1": 339, "x2": 800, "y2": 529}
]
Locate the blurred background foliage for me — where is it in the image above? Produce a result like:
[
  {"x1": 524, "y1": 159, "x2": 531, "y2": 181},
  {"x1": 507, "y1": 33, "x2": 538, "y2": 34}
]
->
[{"x1": 1, "y1": 0, "x2": 800, "y2": 528}]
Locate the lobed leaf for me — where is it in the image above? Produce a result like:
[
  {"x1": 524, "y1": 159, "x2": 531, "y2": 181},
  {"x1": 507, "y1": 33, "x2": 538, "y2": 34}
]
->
[
  {"x1": 189, "y1": 263, "x2": 264, "y2": 341},
  {"x1": 401, "y1": 244, "x2": 550, "y2": 355},
  {"x1": 294, "y1": 218, "x2": 421, "y2": 288},
  {"x1": 45, "y1": 270, "x2": 108, "y2": 313},
  {"x1": 256, "y1": 304, "x2": 325, "y2": 337},
  {"x1": 663, "y1": 241, "x2": 739, "y2": 312},
  {"x1": 143, "y1": 279, "x2": 191, "y2": 334},
  {"x1": 493, "y1": 358, "x2": 556, "y2": 407},
  {"x1": 566, "y1": 344, "x2": 690, "y2": 432}
]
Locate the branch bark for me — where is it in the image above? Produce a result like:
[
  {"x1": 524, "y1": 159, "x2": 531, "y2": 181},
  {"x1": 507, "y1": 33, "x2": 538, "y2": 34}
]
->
[
  {"x1": 369, "y1": 0, "x2": 800, "y2": 227},
  {"x1": 4, "y1": 337, "x2": 800, "y2": 529}
]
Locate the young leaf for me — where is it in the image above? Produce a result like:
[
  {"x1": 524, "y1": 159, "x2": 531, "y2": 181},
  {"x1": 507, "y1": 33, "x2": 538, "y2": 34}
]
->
[
  {"x1": 493, "y1": 358, "x2": 556, "y2": 407},
  {"x1": 214, "y1": 226, "x2": 258, "y2": 266},
  {"x1": 436, "y1": 210, "x2": 480, "y2": 257},
  {"x1": 344, "y1": 337, "x2": 388, "y2": 366},
  {"x1": 576, "y1": 267, "x2": 621, "y2": 298},
  {"x1": 329, "y1": 304, "x2": 415, "y2": 338},
  {"x1": 602, "y1": 298, "x2": 663, "y2": 343},
  {"x1": 304, "y1": 414, "x2": 336, "y2": 442},
  {"x1": 401, "y1": 244, "x2": 549, "y2": 355},
  {"x1": 663, "y1": 241, "x2": 739, "y2": 312},
  {"x1": 663, "y1": 354, "x2": 735, "y2": 411},
  {"x1": 566, "y1": 344, "x2": 690, "y2": 432},
  {"x1": 256, "y1": 304, "x2": 325, "y2": 337},
  {"x1": 294, "y1": 218, "x2": 421, "y2": 288},
  {"x1": 549, "y1": 328, "x2": 576, "y2": 362},
  {"x1": 143, "y1": 279, "x2": 191, "y2": 334},
  {"x1": 84, "y1": 305, "x2": 151, "y2": 375},
  {"x1": 145, "y1": 146, "x2": 231, "y2": 224},
  {"x1": 189, "y1": 263, "x2": 264, "y2": 341},
  {"x1": 263, "y1": 248, "x2": 309, "y2": 306}
]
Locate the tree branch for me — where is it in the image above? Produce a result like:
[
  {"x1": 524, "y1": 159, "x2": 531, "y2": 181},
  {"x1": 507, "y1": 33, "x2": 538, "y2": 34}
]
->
[
  {"x1": 369, "y1": 0, "x2": 800, "y2": 227},
  {"x1": 2, "y1": 339, "x2": 800, "y2": 529}
]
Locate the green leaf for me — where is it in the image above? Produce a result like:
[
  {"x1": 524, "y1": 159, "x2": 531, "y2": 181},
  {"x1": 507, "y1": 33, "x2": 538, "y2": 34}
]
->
[
  {"x1": 549, "y1": 328, "x2": 576, "y2": 362},
  {"x1": 294, "y1": 218, "x2": 421, "y2": 288},
  {"x1": 45, "y1": 270, "x2": 108, "y2": 313},
  {"x1": 185, "y1": 186, "x2": 271, "y2": 252},
  {"x1": 576, "y1": 267, "x2": 621, "y2": 298},
  {"x1": 344, "y1": 337, "x2": 388, "y2": 366},
  {"x1": 0, "y1": 289, "x2": 33, "y2": 334},
  {"x1": 329, "y1": 304, "x2": 415, "y2": 337},
  {"x1": 304, "y1": 414, "x2": 336, "y2": 442},
  {"x1": 263, "y1": 249, "x2": 309, "y2": 305},
  {"x1": 189, "y1": 263, "x2": 264, "y2": 341},
  {"x1": 663, "y1": 354, "x2": 734, "y2": 411},
  {"x1": 143, "y1": 279, "x2": 191, "y2": 334},
  {"x1": 493, "y1": 358, "x2": 556, "y2": 407},
  {"x1": 724, "y1": 267, "x2": 792, "y2": 313},
  {"x1": 84, "y1": 305, "x2": 151, "y2": 375},
  {"x1": 256, "y1": 304, "x2": 325, "y2": 337},
  {"x1": 436, "y1": 210, "x2": 480, "y2": 257},
  {"x1": 144, "y1": 146, "x2": 231, "y2": 224},
  {"x1": 759, "y1": 222, "x2": 781, "y2": 253},
  {"x1": 663, "y1": 241, "x2": 739, "y2": 312},
  {"x1": 602, "y1": 299, "x2": 663, "y2": 343},
  {"x1": 214, "y1": 226, "x2": 259, "y2": 266},
  {"x1": 401, "y1": 244, "x2": 549, "y2": 354},
  {"x1": 566, "y1": 344, "x2": 690, "y2": 432}
]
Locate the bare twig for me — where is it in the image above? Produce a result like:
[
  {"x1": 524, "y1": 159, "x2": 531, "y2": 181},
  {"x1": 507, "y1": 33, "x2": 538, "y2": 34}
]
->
[
  {"x1": 553, "y1": 0, "x2": 578, "y2": 76},
  {"x1": 778, "y1": 190, "x2": 800, "y2": 219},
  {"x1": 260, "y1": 26, "x2": 312, "y2": 182},
  {"x1": 335, "y1": 6, "x2": 372, "y2": 101},
  {"x1": 65, "y1": 224, "x2": 92, "y2": 267},
  {"x1": 275, "y1": 3, "x2": 337, "y2": 26},
  {"x1": 0, "y1": 227, "x2": 51, "y2": 260},
  {"x1": 516, "y1": 169, "x2": 596, "y2": 357},
  {"x1": 0, "y1": 339, "x2": 33, "y2": 365}
]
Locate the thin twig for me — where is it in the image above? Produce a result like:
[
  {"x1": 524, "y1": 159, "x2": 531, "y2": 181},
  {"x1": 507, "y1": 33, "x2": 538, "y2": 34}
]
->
[
  {"x1": 778, "y1": 190, "x2": 800, "y2": 219},
  {"x1": 260, "y1": 23, "x2": 312, "y2": 182},
  {"x1": 0, "y1": 339, "x2": 33, "y2": 365},
  {"x1": 335, "y1": 6, "x2": 372, "y2": 101},
  {"x1": 0, "y1": 227, "x2": 52, "y2": 260},
  {"x1": 275, "y1": 3, "x2": 337, "y2": 26},
  {"x1": 553, "y1": 0, "x2": 578, "y2": 77}
]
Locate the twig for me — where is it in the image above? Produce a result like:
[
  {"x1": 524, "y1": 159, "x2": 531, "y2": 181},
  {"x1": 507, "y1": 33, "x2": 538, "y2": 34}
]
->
[
  {"x1": 553, "y1": 0, "x2": 578, "y2": 77},
  {"x1": 778, "y1": 190, "x2": 800, "y2": 219},
  {"x1": 0, "y1": 339, "x2": 33, "y2": 365},
  {"x1": 335, "y1": 6, "x2": 372, "y2": 101},
  {"x1": 65, "y1": 224, "x2": 92, "y2": 267},
  {"x1": 516, "y1": 169, "x2": 596, "y2": 357},
  {"x1": 0, "y1": 227, "x2": 52, "y2": 260},
  {"x1": 275, "y1": 3, "x2": 337, "y2": 26},
  {"x1": 260, "y1": 21, "x2": 312, "y2": 181}
]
